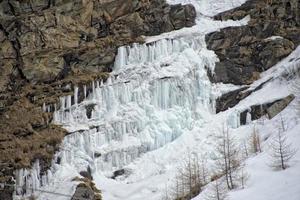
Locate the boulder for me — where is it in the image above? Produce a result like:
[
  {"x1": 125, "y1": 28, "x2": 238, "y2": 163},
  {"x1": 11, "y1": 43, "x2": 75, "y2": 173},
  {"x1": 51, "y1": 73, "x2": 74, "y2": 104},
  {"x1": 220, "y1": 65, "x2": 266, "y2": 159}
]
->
[
  {"x1": 22, "y1": 54, "x2": 65, "y2": 83},
  {"x1": 72, "y1": 183, "x2": 96, "y2": 200},
  {"x1": 111, "y1": 169, "x2": 126, "y2": 179},
  {"x1": 71, "y1": 178, "x2": 102, "y2": 200},
  {"x1": 267, "y1": 94, "x2": 295, "y2": 119}
]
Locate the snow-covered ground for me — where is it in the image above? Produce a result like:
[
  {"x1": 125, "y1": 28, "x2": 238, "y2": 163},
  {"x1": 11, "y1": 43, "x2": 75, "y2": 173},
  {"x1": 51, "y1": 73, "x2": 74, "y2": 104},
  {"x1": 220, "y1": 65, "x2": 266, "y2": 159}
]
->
[
  {"x1": 194, "y1": 99, "x2": 300, "y2": 200},
  {"x1": 14, "y1": 0, "x2": 300, "y2": 200}
]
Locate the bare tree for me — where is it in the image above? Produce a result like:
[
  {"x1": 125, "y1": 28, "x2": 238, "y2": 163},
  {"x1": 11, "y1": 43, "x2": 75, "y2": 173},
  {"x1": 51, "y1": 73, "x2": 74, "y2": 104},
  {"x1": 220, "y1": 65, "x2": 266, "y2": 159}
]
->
[
  {"x1": 199, "y1": 157, "x2": 209, "y2": 185},
  {"x1": 242, "y1": 140, "x2": 249, "y2": 159},
  {"x1": 169, "y1": 153, "x2": 209, "y2": 199},
  {"x1": 163, "y1": 183, "x2": 171, "y2": 200},
  {"x1": 269, "y1": 129, "x2": 297, "y2": 170},
  {"x1": 279, "y1": 114, "x2": 288, "y2": 132},
  {"x1": 250, "y1": 125, "x2": 262, "y2": 154},
  {"x1": 215, "y1": 125, "x2": 241, "y2": 190},
  {"x1": 235, "y1": 164, "x2": 249, "y2": 189},
  {"x1": 171, "y1": 173, "x2": 186, "y2": 200},
  {"x1": 204, "y1": 178, "x2": 227, "y2": 200}
]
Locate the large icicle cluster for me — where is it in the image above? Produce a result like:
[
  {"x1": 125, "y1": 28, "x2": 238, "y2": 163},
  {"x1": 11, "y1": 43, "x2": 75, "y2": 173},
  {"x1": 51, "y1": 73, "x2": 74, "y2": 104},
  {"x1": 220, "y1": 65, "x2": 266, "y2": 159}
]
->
[{"x1": 50, "y1": 36, "x2": 217, "y2": 175}]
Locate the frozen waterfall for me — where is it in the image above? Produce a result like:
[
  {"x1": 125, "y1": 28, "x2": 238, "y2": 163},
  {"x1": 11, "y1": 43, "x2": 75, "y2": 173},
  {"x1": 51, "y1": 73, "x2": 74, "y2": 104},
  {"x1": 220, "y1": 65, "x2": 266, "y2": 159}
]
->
[{"x1": 51, "y1": 36, "x2": 217, "y2": 175}]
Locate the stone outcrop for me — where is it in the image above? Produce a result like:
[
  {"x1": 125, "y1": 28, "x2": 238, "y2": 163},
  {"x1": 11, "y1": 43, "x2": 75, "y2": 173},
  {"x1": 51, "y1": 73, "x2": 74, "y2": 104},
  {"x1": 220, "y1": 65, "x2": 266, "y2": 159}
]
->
[
  {"x1": 206, "y1": 0, "x2": 300, "y2": 85},
  {"x1": 216, "y1": 78, "x2": 273, "y2": 113},
  {"x1": 216, "y1": 86, "x2": 250, "y2": 113},
  {"x1": 266, "y1": 94, "x2": 295, "y2": 118},
  {"x1": 0, "y1": 0, "x2": 196, "y2": 199},
  {"x1": 71, "y1": 177, "x2": 102, "y2": 200},
  {"x1": 240, "y1": 94, "x2": 295, "y2": 125}
]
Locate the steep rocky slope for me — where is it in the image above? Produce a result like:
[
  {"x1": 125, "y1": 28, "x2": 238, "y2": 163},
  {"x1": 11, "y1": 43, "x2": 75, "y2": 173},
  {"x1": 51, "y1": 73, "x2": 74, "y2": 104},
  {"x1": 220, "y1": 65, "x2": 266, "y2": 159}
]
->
[
  {"x1": 0, "y1": 0, "x2": 196, "y2": 199},
  {"x1": 205, "y1": 0, "x2": 300, "y2": 112}
]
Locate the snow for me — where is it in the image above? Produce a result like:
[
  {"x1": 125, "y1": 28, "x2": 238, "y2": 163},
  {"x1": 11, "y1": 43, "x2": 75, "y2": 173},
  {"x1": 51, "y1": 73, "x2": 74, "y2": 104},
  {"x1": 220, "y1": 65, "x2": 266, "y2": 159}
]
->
[
  {"x1": 13, "y1": 0, "x2": 300, "y2": 200},
  {"x1": 193, "y1": 99, "x2": 300, "y2": 200}
]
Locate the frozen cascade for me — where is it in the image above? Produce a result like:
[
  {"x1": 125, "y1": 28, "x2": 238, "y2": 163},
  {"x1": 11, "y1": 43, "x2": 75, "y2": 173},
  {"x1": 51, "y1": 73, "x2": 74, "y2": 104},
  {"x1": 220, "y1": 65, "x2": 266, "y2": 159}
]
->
[
  {"x1": 114, "y1": 39, "x2": 185, "y2": 70},
  {"x1": 51, "y1": 36, "x2": 218, "y2": 175}
]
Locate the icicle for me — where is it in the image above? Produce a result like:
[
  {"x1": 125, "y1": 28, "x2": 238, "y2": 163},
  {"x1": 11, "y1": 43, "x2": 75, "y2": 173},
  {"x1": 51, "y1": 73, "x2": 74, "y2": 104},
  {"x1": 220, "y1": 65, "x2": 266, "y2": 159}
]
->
[
  {"x1": 84, "y1": 85, "x2": 87, "y2": 99},
  {"x1": 114, "y1": 46, "x2": 127, "y2": 70},
  {"x1": 46, "y1": 105, "x2": 50, "y2": 113},
  {"x1": 74, "y1": 86, "x2": 78, "y2": 105},
  {"x1": 66, "y1": 95, "x2": 72, "y2": 109},
  {"x1": 60, "y1": 96, "x2": 65, "y2": 110},
  {"x1": 42, "y1": 102, "x2": 46, "y2": 112},
  {"x1": 92, "y1": 81, "x2": 95, "y2": 100},
  {"x1": 246, "y1": 112, "x2": 252, "y2": 124}
]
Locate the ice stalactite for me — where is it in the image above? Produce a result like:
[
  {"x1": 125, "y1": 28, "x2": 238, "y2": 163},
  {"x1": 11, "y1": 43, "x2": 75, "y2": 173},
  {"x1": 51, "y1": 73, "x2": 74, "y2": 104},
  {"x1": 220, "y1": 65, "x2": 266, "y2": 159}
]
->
[
  {"x1": 227, "y1": 109, "x2": 241, "y2": 129},
  {"x1": 246, "y1": 111, "x2": 252, "y2": 124},
  {"x1": 13, "y1": 160, "x2": 53, "y2": 198},
  {"x1": 113, "y1": 38, "x2": 203, "y2": 72}
]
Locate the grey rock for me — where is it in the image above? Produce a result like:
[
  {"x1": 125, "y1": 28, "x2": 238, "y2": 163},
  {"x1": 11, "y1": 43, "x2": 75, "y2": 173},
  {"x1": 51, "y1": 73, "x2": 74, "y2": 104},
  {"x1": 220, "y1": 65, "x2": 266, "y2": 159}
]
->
[{"x1": 267, "y1": 94, "x2": 295, "y2": 119}]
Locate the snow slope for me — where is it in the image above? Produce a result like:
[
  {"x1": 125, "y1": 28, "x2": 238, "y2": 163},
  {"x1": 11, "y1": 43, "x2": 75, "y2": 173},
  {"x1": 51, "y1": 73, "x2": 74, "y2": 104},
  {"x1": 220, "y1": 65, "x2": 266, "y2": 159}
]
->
[{"x1": 13, "y1": 0, "x2": 300, "y2": 200}]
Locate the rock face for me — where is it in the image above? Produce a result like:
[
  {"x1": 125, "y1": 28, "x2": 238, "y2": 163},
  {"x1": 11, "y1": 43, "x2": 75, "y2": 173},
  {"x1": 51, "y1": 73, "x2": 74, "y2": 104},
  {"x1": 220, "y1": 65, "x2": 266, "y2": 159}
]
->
[
  {"x1": 0, "y1": 0, "x2": 196, "y2": 199},
  {"x1": 216, "y1": 86, "x2": 250, "y2": 113},
  {"x1": 206, "y1": 0, "x2": 300, "y2": 85},
  {"x1": 0, "y1": 0, "x2": 196, "y2": 84}
]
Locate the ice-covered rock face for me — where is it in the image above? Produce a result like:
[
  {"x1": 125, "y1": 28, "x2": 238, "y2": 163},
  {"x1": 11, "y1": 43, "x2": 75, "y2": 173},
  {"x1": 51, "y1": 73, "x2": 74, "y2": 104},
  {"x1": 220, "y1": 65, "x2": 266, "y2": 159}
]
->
[{"x1": 51, "y1": 36, "x2": 217, "y2": 175}]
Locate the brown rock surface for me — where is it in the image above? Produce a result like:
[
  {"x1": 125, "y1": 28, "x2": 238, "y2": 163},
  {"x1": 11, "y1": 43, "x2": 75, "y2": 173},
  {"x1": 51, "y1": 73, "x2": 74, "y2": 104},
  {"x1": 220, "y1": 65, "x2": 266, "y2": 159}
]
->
[{"x1": 0, "y1": 0, "x2": 196, "y2": 83}]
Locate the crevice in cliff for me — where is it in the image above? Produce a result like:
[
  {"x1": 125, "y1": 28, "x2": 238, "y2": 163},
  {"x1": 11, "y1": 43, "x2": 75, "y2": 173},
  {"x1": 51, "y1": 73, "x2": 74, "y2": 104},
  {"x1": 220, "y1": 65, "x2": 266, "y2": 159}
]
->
[{"x1": 6, "y1": 1, "x2": 16, "y2": 16}]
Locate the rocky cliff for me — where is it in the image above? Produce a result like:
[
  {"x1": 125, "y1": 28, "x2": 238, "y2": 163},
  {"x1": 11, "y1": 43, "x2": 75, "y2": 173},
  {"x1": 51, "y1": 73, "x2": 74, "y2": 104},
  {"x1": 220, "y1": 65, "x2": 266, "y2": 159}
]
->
[
  {"x1": 0, "y1": 0, "x2": 196, "y2": 199},
  {"x1": 206, "y1": 0, "x2": 300, "y2": 85}
]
